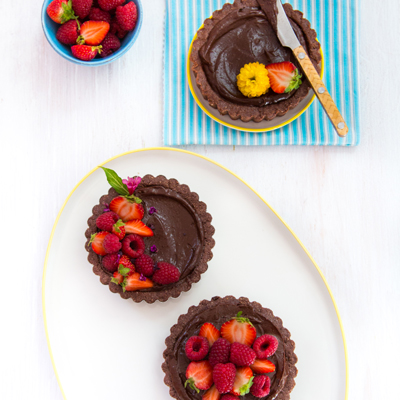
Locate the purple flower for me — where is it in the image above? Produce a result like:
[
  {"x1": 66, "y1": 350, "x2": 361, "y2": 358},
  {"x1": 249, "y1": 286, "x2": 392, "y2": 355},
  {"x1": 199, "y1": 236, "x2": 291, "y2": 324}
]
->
[
  {"x1": 139, "y1": 273, "x2": 146, "y2": 282},
  {"x1": 150, "y1": 245, "x2": 158, "y2": 253},
  {"x1": 122, "y1": 176, "x2": 142, "y2": 195},
  {"x1": 149, "y1": 207, "x2": 157, "y2": 215},
  {"x1": 103, "y1": 203, "x2": 110, "y2": 212},
  {"x1": 148, "y1": 224, "x2": 155, "y2": 231}
]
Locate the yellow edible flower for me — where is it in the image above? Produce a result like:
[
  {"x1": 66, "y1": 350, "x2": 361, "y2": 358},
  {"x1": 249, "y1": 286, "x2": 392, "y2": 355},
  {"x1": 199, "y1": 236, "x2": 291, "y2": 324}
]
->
[{"x1": 237, "y1": 62, "x2": 270, "y2": 98}]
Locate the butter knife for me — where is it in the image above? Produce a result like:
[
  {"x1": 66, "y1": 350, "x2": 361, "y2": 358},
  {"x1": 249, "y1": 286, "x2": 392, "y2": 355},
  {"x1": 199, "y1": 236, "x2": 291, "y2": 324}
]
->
[{"x1": 273, "y1": 0, "x2": 348, "y2": 137}]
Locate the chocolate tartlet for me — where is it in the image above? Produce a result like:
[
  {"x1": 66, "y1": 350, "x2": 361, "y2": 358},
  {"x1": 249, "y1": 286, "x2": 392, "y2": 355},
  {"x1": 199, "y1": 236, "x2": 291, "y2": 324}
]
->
[
  {"x1": 162, "y1": 296, "x2": 297, "y2": 400},
  {"x1": 191, "y1": 0, "x2": 321, "y2": 122},
  {"x1": 85, "y1": 175, "x2": 215, "y2": 303}
]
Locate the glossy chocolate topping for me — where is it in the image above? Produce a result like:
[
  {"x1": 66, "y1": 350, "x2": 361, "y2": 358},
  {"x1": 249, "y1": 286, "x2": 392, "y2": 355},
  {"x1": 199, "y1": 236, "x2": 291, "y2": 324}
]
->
[
  {"x1": 163, "y1": 297, "x2": 298, "y2": 400},
  {"x1": 199, "y1": 4, "x2": 309, "y2": 107},
  {"x1": 136, "y1": 185, "x2": 204, "y2": 286}
]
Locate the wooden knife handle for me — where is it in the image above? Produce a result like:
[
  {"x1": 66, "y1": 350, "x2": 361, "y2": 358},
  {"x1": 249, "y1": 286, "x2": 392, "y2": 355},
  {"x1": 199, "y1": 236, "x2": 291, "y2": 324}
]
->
[{"x1": 293, "y1": 45, "x2": 348, "y2": 137}]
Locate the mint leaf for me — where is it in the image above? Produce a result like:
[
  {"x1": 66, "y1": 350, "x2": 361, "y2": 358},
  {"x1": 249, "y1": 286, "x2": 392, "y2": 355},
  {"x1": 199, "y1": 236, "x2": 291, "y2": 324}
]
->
[
  {"x1": 118, "y1": 264, "x2": 131, "y2": 276},
  {"x1": 100, "y1": 167, "x2": 130, "y2": 196},
  {"x1": 113, "y1": 219, "x2": 125, "y2": 233}
]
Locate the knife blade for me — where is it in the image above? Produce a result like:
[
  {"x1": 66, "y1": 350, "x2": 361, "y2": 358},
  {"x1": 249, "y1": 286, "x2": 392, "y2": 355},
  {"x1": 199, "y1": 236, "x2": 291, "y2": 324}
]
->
[{"x1": 272, "y1": 0, "x2": 349, "y2": 137}]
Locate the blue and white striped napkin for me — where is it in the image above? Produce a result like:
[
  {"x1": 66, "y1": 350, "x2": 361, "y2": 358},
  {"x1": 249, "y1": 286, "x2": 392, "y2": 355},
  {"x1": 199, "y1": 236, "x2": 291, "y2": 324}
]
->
[{"x1": 164, "y1": 0, "x2": 360, "y2": 146}]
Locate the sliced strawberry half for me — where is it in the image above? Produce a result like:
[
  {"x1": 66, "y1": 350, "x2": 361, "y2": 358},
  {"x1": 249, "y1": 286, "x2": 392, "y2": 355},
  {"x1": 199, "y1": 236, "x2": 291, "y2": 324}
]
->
[
  {"x1": 231, "y1": 367, "x2": 254, "y2": 396},
  {"x1": 250, "y1": 359, "x2": 276, "y2": 374},
  {"x1": 111, "y1": 265, "x2": 153, "y2": 292},
  {"x1": 199, "y1": 322, "x2": 220, "y2": 347},
  {"x1": 77, "y1": 20, "x2": 110, "y2": 45},
  {"x1": 109, "y1": 196, "x2": 144, "y2": 222},
  {"x1": 125, "y1": 219, "x2": 154, "y2": 237},
  {"x1": 89, "y1": 231, "x2": 108, "y2": 256},
  {"x1": 185, "y1": 360, "x2": 213, "y2": 393},
  {"x1": 220, "y1": 312, "x2": 256, "y2": 347},
  {"x1": 202, "y1": 384, "x2": 221, "y2": 400},
  {"x1": 266, "y1": 61, "x2": 302, "y2": 94}
]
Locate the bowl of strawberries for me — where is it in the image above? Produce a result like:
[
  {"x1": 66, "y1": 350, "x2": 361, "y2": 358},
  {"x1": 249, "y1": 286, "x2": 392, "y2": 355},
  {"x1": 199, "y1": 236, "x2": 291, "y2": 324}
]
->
[{"x1": 41, "y1": 0, "x2": 143, "y2": 65}]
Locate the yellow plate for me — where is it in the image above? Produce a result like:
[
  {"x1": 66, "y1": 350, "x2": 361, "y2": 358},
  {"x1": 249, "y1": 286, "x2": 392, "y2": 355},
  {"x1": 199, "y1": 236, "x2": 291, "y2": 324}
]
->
[{"x1": 187, "y1": 33, "x2": 324, "y2": 132}]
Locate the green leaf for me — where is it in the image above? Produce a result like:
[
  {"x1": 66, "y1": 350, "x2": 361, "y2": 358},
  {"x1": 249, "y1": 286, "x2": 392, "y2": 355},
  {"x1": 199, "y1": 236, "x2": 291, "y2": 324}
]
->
[
  {"x1": 184, "y1": 378, "x2": 200, "y2": 394},
  {"x1": 113, "y1": 219, "x2": 125, "y2": 233},
  {"x1": 100, "y1": 167, "x2": 130, "y2": 196},
  {"x1": 240, "y1": 376, "x2": 254, "y2": 395},
  {"x1": 111, "y1": 277, "x2": 120, "y2": 285},
  {"x1": 121, "y1": 278, "x2": 127, "y2": 292},
  {"x1": 125, "y1": 194, "x2": 142, "y2": 204},
  {"x1": 235, "y1": 311, "x2": 254, "y2": 327},
  {"x1": 89, "y1": 233, "x2": 96, "y2": 244},
  {"x1": 118, "y1": 264, "x2": 131, "y2": 276}
]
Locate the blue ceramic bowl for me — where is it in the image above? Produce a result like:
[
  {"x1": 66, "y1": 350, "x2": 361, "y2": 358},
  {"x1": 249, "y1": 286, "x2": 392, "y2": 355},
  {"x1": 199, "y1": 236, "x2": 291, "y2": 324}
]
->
[{"x1": 41, "y1": 0, "x2": 143, "y2": 66}]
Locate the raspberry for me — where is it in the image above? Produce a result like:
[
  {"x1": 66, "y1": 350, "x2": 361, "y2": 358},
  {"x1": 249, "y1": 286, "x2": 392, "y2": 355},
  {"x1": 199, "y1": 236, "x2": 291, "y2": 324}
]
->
[
  {"x1": 252, "y1": 334, "x2": 279, "y2": 359},
  {"x1": 110, "y1": 18, "x2": 128, "y2": 39},
  {"x1": 89, "y1": 7, "x2": 112, "y2": 24},
  {"x1": 100, "y1": 33, "x2": 121, "y2": 58},
  {"x1": 185, "y1": 336, "x2": 210, "y2": 361},
  {"x1": 103, "y1": 233, "x2": 122, "y2": 253},
  {"x1": 121, "y1": 234, "x2": 145, "y2": 258},
  {"x1": 213, "y1": 363, "x2": 236, "y2": 394},
  {"x1": 135, "y1": 254, "x2": 154, "y2": 277},
  {"x1": 96, "y1": 212, "x2": 119, "y2": 232},
  {"x1": 115, "y1": 2, "x2": 137, "y2": 31},
  {"x1": 221, "y1": 395, "x2": 239, "y2": 400},
  {"x1": 101, "y1": 253, "x2": 120, "y2": 272},
  {"x1": 71, "y1": 0, "x2": 92, "y2": 19},
  {"x1": 152, "y1": 262, "x2": 180, "y2": 285},
  {"x1": 56, "y1": 20, "x2": 80, "y2": 45},
  {"x1": 119, "y1": 254, "x2": 135, "y2": 272},
  {"x1": 98, "y1": 0, "x2": 124, "y2": 11},
  {"x1": 209, "y1": 338, "x2": 231, "y2": 367},
  {"x1": 229, "y1": 342, "x2": 256, "y2": 367},
  {"x1": 250, "y1": 375, "x2": 271, "y2": 398}
]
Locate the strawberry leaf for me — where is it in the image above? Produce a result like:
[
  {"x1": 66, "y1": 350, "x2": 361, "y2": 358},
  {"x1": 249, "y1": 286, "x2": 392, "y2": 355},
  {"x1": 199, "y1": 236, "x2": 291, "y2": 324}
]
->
[
  {"x1": 100, "y1": 167, "x2": 130, "y2": 196},
  {"x1": 118, "y1": 264, "x2": 131, "y2": 276},
  {"x1": 125, "y1": 193, "x2": 142, "y2": 204},
  {"x1": 111, "y1": 277, "x2": 120, "y2": 285},
  {"x1": 235, "y1": 311, "x2": 254, "y2": 327},
  {"x1": 113, "y1": 219, "x2": 125, "y2": 233},
  {"x1": 240, "y1": 376, "x2": 254, "y2": 395},
  {"x1": 89, "y1": 233, "x2": 96, "y2": 244},
  {"x1": 184, "y1": 378, "x2": 200, "y2": 394}
]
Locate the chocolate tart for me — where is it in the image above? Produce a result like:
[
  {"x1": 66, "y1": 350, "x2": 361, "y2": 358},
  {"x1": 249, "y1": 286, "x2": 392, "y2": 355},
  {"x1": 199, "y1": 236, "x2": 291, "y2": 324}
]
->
[
  {"x1": 191, "y1": 0, "x2": 321, "y2": 122},
  {"x1": 85, "y1": 175, "x2": 215, "y2": 303},
  {"x1": 162, "y1": 296, "x2": 298, "y2": 400}
]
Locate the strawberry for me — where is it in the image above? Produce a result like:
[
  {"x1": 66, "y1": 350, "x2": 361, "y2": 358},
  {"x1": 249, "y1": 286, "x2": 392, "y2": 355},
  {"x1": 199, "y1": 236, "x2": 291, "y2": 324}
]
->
[
  {"x1": 230, "y1": 367, "x2": 254, "y2": 396},
  {"x1": 112, "y1": 219, "x2": 126, "y2": 240},
  {"x1": 56, "y1": 19, "x2": 80, "y2": 45},
  {"x1": 124, "y1": 220, "x2": 154, "y2": 237},
  {"x1": 203, "y1": 385, "x2": 221, "y2": 400},
  {"x1": 250, "y1": 359, "x2": 276, "y2": 374},
  {"x1": 77, "y1": 21, "x2": 110, "y2": 45},
  {"x1": 111, "y1": 265, "x2": 153, "y2": 292},
  {"x1": 47, "y1": 0, "x2": 77, "y2": 24},
  {"x1": 266, "y1": 61, "x2": 302, "y2": 94},
  {"x1": 71, "y1": 0, "x2": 92, "y2": 19},
  {"x1": 185, "y1": 361, "x2": 213, "y2": 393},
  {"x1": 199, "y1": 322, "x2": 221, "y2": 347},
  {"x1": 115, "y1": 2, "x2": 138, "y2": 32},
  {"x1": 220, "y1": 312, "x2": 256, "y2": 347},
  {"x1": 109, "y1": 197, "x2": 144, "y2": 222},
  {"x1": 119, "y1": 254, "x2": 135, "y2": 272},
  {"x1": 124, "y1": 272, "x2": 153, "y2": 291},
  {"x1": 89, "y1": 231, "x2": 108, "y2": 256},
  {"x1": 71, "y1": 45, "x2": 102, "y2": 61}
]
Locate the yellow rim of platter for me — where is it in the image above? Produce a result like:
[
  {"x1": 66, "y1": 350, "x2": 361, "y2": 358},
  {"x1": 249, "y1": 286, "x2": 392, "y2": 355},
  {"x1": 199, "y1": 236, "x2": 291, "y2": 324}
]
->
[
  {"x1": 43, "y1": 147, "x2": 348, "y2": 400},
  {"x1": 187, "y1": 34, "x2": 325, "y2": 132}
]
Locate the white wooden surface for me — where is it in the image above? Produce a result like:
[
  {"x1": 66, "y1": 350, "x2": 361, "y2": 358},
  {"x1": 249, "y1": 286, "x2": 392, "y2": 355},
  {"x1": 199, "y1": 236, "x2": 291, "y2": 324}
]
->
[{"x1": 0, "y1": 0, "x2": 399, "y2": 399}]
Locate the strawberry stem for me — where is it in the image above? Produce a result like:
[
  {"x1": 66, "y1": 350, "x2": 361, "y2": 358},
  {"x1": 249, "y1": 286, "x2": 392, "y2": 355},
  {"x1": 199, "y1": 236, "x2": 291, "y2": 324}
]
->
[{"x1": 184, "y1": 378, "x2": 200, "y2": 394}]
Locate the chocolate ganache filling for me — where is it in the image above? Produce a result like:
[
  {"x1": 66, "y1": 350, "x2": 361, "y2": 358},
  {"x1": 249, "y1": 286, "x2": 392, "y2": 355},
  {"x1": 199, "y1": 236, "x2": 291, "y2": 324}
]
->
[
  {"x1": 199, "y1": 1, "x2": 310, "y2": 107},
  {"x1": 163, "y1": 297, "x2": 297, "y2": 400},
  {"x1": 135, "y1": 185, "x2": 204, "y2": 288}
]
